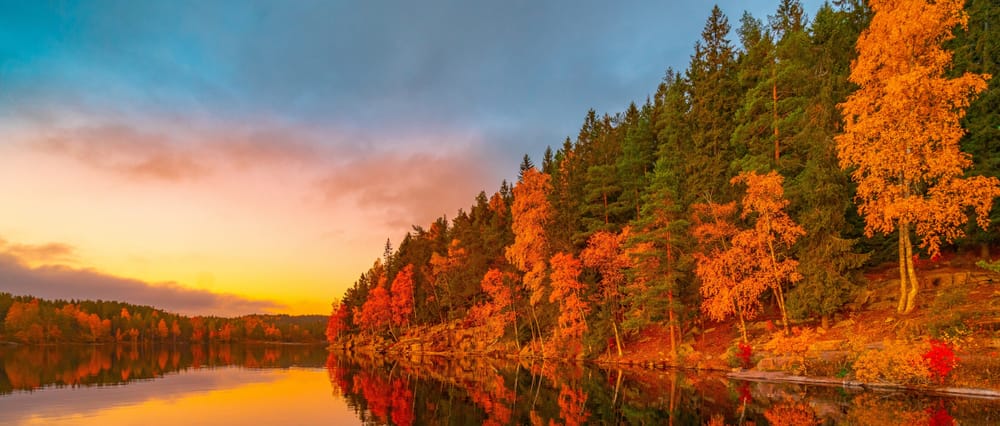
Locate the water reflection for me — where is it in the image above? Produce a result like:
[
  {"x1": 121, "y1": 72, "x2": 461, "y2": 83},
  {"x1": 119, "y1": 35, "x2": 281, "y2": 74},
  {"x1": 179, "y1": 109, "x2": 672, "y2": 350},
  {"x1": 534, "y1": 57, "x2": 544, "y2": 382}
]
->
[
  {"x1": 326, "y1": 351, "x2": 1000, "y2": 425},
  {"x1": 0, "y1": 343, "x2": 328, "y2": 394},
  {"x1": 1, "y1": 345, "x2": 998, "y2": 425},
  {"x1": 0, "y1": 344, "x2": 353, "y2": 426}
]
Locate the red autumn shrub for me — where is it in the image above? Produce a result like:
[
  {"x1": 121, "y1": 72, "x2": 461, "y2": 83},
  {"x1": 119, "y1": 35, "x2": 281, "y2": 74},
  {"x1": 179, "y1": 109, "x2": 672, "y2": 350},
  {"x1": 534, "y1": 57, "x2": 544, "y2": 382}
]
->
[
  {"x1": 736, "y1": 342, "x2": 753, "y2": 369},
  {"x1": 923, "y1": 339, "x2": 957, "y2": 385}
]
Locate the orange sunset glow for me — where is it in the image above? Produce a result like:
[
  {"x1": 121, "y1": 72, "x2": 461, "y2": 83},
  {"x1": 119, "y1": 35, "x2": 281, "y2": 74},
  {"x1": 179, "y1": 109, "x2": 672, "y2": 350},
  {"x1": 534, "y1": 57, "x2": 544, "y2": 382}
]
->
[{"x1": 0, "y1": 127, "x2": 496, "y2": 315}]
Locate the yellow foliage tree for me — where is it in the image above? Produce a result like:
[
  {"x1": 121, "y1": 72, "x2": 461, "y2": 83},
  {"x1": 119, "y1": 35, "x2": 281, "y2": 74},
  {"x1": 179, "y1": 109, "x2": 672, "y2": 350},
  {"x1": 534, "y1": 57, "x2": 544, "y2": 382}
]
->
[
  {"x1": 548, "y1": 252, "x2": 588, "y2": 357},
  {"x1": 580, "y1": 229, "x2": 631, "y2": 356},
  {"x1": 693, "y1": 201, "x2": 759, "y2": 342},
  {"x1": 505, "y1": 167, "x2": 553, "y2": 354},
  {"x1": 835, "y1": 0, "x2": 1000, "y2": 313},
  {"x1": 731, "y1": 171, "x2": 804, "y2": 334}
]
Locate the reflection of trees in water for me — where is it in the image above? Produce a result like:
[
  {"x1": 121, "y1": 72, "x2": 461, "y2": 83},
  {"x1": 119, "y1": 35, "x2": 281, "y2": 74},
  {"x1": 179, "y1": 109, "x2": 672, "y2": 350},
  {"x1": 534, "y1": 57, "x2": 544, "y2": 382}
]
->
[
  {"x1": 325, "y1": 352, "x2": 1000, "y2": 425},
  {"x1": 0, "y1": 344, "x2": 328, "y2": 394}
]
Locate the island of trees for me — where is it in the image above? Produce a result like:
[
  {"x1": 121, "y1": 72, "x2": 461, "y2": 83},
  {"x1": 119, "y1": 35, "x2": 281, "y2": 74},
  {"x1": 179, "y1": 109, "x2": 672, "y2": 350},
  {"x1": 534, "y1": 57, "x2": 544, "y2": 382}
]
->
[{"x1": 326, "y1": 0, "x2": 1000, "y2": 386}]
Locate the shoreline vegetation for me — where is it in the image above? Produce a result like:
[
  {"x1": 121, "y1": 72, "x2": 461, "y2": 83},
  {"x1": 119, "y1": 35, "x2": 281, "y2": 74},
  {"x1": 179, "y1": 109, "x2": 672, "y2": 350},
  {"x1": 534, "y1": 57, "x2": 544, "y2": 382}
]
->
[
  {"x1": 325, "y1": 0, "x2": 1000, "y2": 402},
  {"x1": 329, "y1": 259, "x2": 1000, "y2": 399},
  {"x1": 330, "y1": 259, "x2": 1000, "y2": 398}
]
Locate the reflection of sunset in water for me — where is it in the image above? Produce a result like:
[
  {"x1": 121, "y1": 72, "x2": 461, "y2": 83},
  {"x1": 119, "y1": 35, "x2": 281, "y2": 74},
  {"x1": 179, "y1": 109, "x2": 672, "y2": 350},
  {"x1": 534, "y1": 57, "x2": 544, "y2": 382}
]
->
[
  {"x1": 2, "y1": 345, "x2": 999, "y2": 425},
  {"x1": 7, "y1": 368, "x2": 358, "y2": 426}
]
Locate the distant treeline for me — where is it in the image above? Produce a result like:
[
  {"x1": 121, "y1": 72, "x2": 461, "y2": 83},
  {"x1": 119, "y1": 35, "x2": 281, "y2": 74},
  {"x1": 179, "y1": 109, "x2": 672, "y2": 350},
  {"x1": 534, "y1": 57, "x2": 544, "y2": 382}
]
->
[
  {"x1": 327, "y1": 0, "x2": 999, "y2": 358},
  {"x1": 0, "y1": 292, "x2": 326, "y2": 344}
]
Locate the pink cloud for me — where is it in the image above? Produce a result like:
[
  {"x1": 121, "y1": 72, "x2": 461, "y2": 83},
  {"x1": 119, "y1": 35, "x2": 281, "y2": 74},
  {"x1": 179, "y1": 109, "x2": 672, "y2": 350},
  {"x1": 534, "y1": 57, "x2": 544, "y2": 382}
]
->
[
  {"x1": 316, "y1": 148, "x2": 493, "y2": 228},
  {"x1": 31, "y1": 120, "x2": 499, "y2": 227},
  {"x1": 35, "y1": 124, "x2": 209, "y2": 181},
  {"x1": 209, "y1": 129, "x2": 326, "y2": 169}
]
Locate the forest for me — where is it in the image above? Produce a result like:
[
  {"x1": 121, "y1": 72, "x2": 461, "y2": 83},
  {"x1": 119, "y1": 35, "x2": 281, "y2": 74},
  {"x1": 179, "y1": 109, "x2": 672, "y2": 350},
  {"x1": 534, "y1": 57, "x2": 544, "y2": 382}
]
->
[
  {"x1": 0, "y1": 292, "x2": 327, "y2": 344},
  {"x1": 326, "y1": 0, "x2": 1000, "y2": 362}
]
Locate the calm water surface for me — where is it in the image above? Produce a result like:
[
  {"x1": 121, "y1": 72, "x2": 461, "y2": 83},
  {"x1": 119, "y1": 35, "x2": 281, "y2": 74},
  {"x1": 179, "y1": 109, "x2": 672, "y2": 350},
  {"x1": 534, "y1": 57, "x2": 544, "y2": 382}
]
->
[{"x1": 1, "y1": 344, "x2": 998, "y2": 425}]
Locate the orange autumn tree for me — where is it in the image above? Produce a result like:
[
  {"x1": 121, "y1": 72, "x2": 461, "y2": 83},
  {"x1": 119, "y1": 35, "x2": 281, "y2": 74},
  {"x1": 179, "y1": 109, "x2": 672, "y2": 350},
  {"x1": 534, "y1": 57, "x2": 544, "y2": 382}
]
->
[
  {"x1": 326, "y1": 301, "x2": 348, "y2": 343},
  {"x1": 428, "y1": 239, "x2": 468, "y2": 321},
  {"x1": 548, "y1": 252, "x2": 589, "y2": 356},
  {"x1": 505, "y1": 167, "x2": 552, "y2": 354},
  {"x1": 836, "y1": 0, "x2": 1000, "y2": 313},
  {"x1": 467, "y1": 268, "x2": 518, "y2": 347},
  {"x1": 730, "y1": 170, "x2": 804, "y2": 334},
  {"x1": 157, "y1": 319, "x2": 169, "y2": 341},
  {"x1": 389, "y1": 264, "x2": 415, "y2": 331},
  {"x1": 692, "y1": 201, "x2": 759, "y2": 342},
  {"x1": 357, "y1": 281, "x2": 392, "y2": 338},
  {"x1": 580, "y1": 229, "x2": 630, "y2": 357}
]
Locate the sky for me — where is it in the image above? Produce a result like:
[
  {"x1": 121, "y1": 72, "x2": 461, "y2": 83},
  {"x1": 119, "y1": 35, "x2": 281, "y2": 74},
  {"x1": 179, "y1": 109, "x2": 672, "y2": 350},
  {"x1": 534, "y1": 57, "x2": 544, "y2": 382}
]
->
[{"x1": 0, "y1": 0, "x2": 827, "y2": 316}]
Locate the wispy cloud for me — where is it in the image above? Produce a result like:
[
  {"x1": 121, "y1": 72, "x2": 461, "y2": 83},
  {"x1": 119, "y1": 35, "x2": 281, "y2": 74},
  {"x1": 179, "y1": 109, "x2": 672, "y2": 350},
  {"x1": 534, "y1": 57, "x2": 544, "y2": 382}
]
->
[
  {"x1": 29, "y1": 119, "x2": 497, "y2": 229},
  {"x1": 0, "y1": 238, "x2": 77, "y2": 265},
  {"x1": 35, "y1": 124, "x2": 209, "y2": 181},
  {"x1": 316, "y1": 147, "x2": 494, "y2": 228},
  {"x1": 0, "y1": 239, "x2": 285, "y2": 316}
]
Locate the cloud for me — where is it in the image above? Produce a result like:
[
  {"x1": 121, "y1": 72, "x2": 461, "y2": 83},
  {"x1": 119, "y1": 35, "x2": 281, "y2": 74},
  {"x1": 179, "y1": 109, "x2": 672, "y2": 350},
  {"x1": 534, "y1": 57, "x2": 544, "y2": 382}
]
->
[
  {"x1": 0, "y1": 243, "x2": 284, "y2": 317},
  {"x1": 28, "y1": 117, "x2": 501, "y2": 230},
  {"x1": 30, "y1": 121, "x2": 338, "y2": 179},
  {"x1": 35, "y1": 124, "x2": 209, "y2": 181},
  {"x1": 316, "y1": 146, "x2": 495, "y2": 229},
  {"x1": 211, "y1": 133, "x2": 321, "y2": 169},
  {"x1": 0, "y1": 238, "x2": 77, "y2": 265}
]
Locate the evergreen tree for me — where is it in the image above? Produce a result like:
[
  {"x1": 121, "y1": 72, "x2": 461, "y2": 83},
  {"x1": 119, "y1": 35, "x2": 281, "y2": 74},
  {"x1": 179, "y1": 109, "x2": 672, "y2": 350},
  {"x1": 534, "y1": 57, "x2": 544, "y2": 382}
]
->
[
  {"x1": 617, "y1": 101, "x2": 658, "y2": 221},
  {"x1": 785, "y1": 1, "x2": 871, "y2": 324},
  {"x1": 950, "y1": 0, "x2": 1000, "y2": 256},
  {"x1": 518, "y1": 154, "x2": 535, "y2": 181},
  {"x1": 683, "y1": 5, "x2": 741, "y2": 206},
  {"x1": 625, "y1": 153, "x2": 691, "y2": 358}
]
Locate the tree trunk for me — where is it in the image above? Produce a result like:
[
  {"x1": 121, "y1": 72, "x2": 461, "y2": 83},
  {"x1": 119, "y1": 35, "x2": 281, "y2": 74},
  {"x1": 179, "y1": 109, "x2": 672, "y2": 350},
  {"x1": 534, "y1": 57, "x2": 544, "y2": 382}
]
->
[
  {"x1": 603, "y1": 192, "x2": 609, "y2": 225},
  {"x1": 772, "y1": 66, "x2": 780, "y2": 164},
  {"x1": 897, "y1": 225, "x2": 908, "y2": 313},
  {"x1": 765, "y1": 235, "x2": 790, "y2": 335},
  {"x1": 734, "y1": 297, "x2": 748, "y2": 343},
  {"x1": 903, "y1": 230, "x2": 920, "y2": 313},
  {"x1": 611, "y1": 319, "x2": 624, "y2": 357},
  {"x1": 530, "y1": 305, "x2": 544, "y2": 356},
  {"x1": 668, "y1": 291, "x2": 677, "y2": 361},
  {"x1": 774, "y1": 284, "x2": 789, "y2": 335}
]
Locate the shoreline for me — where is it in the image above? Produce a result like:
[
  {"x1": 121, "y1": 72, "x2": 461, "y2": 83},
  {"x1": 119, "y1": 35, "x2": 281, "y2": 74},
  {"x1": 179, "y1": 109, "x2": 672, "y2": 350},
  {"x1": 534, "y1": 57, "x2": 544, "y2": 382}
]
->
[
  {"x1": 332, "y1": 345, "x2": 1000, "y2": 399},
  {"x1": 727, "y1": 370, "x2": 1000, "y2": 400}
]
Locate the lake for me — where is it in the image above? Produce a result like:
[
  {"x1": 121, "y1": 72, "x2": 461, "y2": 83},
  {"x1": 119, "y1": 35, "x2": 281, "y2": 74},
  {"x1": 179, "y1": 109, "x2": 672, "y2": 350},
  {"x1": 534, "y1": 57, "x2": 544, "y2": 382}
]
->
[{"x1": 1, "y1": 344, "x2": 998, "y2": 425}]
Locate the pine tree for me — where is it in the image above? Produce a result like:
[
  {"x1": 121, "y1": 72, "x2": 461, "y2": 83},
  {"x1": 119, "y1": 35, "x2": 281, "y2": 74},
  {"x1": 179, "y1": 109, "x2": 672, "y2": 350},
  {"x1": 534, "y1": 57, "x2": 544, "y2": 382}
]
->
[
  {"x1": 617, "y1": 101, "x2": 658, "y2": 221},
  {"x1": 625, "y1": 153, "x2": 690, "y2": 358},
  {"x1": 684, "y1": 5, "x2": 741, "y2": 205},
  {"x1": 950, "y1": 0, "x2": 1000, "y2": 256},
  {"x1": 785, "y1": 1, "x2": 871, "y2": 325}
]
